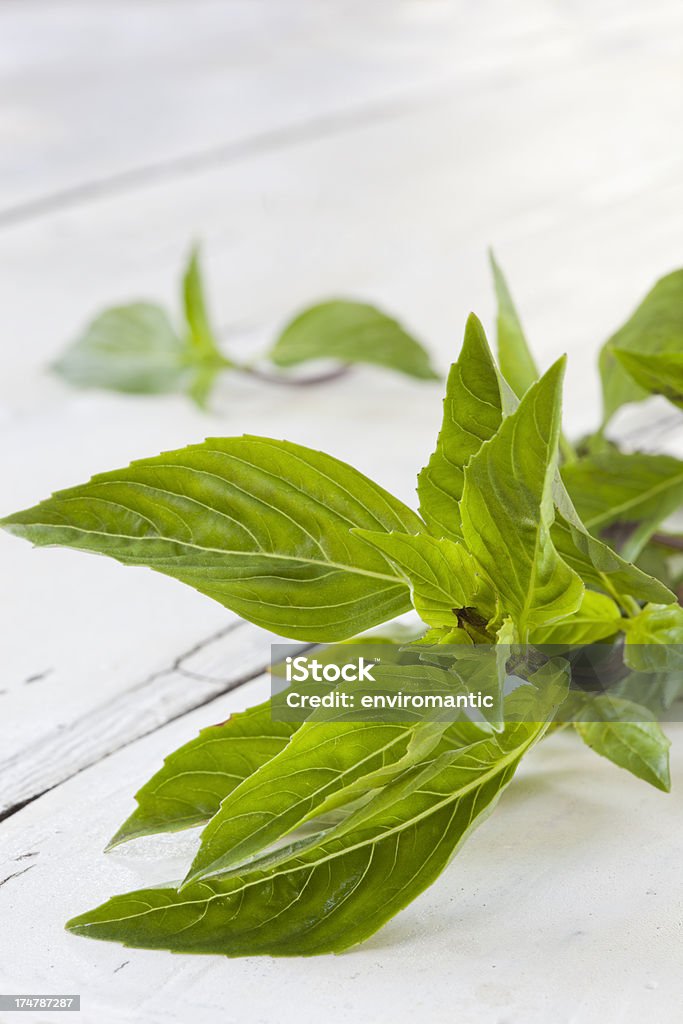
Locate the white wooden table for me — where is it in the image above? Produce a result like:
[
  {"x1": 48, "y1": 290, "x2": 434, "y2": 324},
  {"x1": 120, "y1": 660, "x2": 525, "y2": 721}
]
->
[{"x1": 1, "y1": 3, "x2": 683, "y2": 1021}]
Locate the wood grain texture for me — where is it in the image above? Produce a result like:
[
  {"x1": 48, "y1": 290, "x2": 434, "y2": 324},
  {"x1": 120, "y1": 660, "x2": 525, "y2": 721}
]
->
[{"x1": 0, "y1": 621, "x2": 307, "y2": 818}]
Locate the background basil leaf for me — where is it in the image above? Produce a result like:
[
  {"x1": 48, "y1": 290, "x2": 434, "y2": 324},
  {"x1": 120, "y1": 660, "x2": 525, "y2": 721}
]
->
[
  {"x1": 460, "y1": 359, "x2": 583, "y2": 637},
  {"x1": 52, "y1": 303, "x2": 190, "y2": 395},
  {"x1": 562, "y1": 451, "x2": 683, "y2": 561},
  {"x1": 600, "y1": 269, "x2": 683, "y2": 422},
  {"x1": 635, "y1": 533, "x2": 683, "y2": 594},
  {"x1": 268, "y1": 300, "x2": 439, "y2": 380},
  {"x1": 613, "y1": 348, "x2": 683, "y2": 410},
  {"x1": 623, "y1": 602, "x2": 683, "y2": 672},
  {"x1": 551, "y1": 476, "x2": 674, "y2": 605},
  {"x1": 1, "y1": 437, "x2": 424, "y2": 641},
  {"x1": 573, "y1": 695, "x2": 671, "y2": 792},
  {"x1": 598, "y1": 346, "x2": 648, "y2": 425},
  {"x1": 182, "y1": 247, "x2": 224, "y2": 363},
  {"x1": 52, "y1": 249, "x2": 230, "y2": 407},
  {"x1": 181, "y1": 247, "x2": 230, "y2": 407}
]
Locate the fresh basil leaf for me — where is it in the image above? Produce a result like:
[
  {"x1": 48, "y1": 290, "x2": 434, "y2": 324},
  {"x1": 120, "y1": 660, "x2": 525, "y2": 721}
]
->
[
  {"x1": 623, "y1": 602, "x2": 683, "y2": 672},
  {"x1": 182, "y1": 247, "x2": 223, "y2": 362},
  {"x1": 268, "y1": 300, "x2": 439, "y2": 380},
  {"x1": 1, "y1": 437, "x2": 424, "y2": 641},
  {"x1": 613, "y1": 666, "x2": 683, "y2": 715},
  {"x1": 574, "y1": 695, "x2": 671, "y2": 792},
  {"x1": 417, "y1": 314, "x2": 512, "y2": 540},
  {"x1": 530, "y1": 590, "x2": 622, "y2": 645},
  {"x1": 66, "y1": 673, "x2": 566, "y2": 957},
  {"x1": 412, "y1": 644, "x2": 507, "y2": 730},
  {"x1": 598, "y1": 347, "x2": 648, "y2": 425},
  {"x1": 634, "y1": 539, "x2": 679, "y2": 592},
  {"x1": 562, "y1": 452, "x2": 683, "y2": 561},
  {"x1": 460, "y1": 359, "x2": 583, "y2": 637},
  {"x1": 186, "y1": 362, "x2": 223, "y2": 409},
  {"x1": 107, "y1": 698, "x2": 301, "y2": 850},
  {"x1": 415, "y1": 316, "x2": 665, "y2": 609},
  {"x1": 52, "y1": 304, "x2": 190, "y2": 395},
  {"x1": 614, "y1": 349, "x2": 683, "y2": 410},
  {"x1": 600, "y1": 270, "x2": 683, "y2": 421},
  {"x1": 183, "y1": 705, "x2": 449, "y2": 886},
  {"x1": 181, "y1": 247, "x2": 230, "y2": 408},
  {"x1": 52, "y1": 251, "x2": 229, "y2": 407},
  {"x1": 354, "y1": 530, "x2": 495, "y2": 628},
  {"x1": 489, "y1": 251, "x2": 539, "y2": 399},
  {"x1": 551, "y1": 476, "x2": 675, "y2": 605}
]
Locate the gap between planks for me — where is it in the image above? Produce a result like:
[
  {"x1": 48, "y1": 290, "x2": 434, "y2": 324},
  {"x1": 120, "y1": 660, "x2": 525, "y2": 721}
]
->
[
  {"x1": 0, "y1": 620, "x2": 308, "y2": 822},
  {"x1": 0, "y1": 83, "x2": 456, "y2": 231}
]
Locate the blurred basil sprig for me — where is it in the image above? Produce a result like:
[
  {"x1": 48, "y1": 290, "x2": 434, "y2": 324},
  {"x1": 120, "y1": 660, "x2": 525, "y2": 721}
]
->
[{"x1": 52, "y1": 246, "x2": 439, "y2": 407}]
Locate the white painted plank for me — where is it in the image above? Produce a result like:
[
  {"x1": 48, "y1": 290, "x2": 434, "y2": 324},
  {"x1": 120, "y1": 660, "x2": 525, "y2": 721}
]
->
[
  {"x1": 0, "y1": 0, "x2": 579, "y2": 214},
  {"x1": 1, "y1": 684, "x2": 681, "y2": 1024},
  {"x1": 0, "y1": 621, "x2": 308, "y2": 816}
]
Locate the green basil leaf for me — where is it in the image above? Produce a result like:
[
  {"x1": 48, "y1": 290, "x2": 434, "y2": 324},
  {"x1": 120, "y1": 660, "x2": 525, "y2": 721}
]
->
[
  {"x1": 574, "y1": 695, "x2": 671, "y2": 792},
  {"x1": 354, "y1": 530, "x2": 495, "y2": 628},
  {"x1": 268, "y1": 300, "x2": 439, "y2": 380},
  {"x1": 183, "y1": 707, "x2": 449, "y2": 886},
  {"x1": 181, "y1": 247, "x2": 230, "y2": 407},
  {"x1": 551, "y1": 476, "x2": 675, "y2": 605},
  {"x1": 416, "y1": 311, "x2": 662, "y2": 609},
  {"x1": 613, "y1": 666, "x2": 683, "y2": 715},
  {"x1": 613, "y1": 349, "x2": 683, "y2": 410},
  {"x1": 623, "y1": 602, "x2": 683, "y2": 672},
  {"x1": 460, "y1": 359, "x2": 583, "y2": 637},
  {"x1": 634, "y1": 540, "x2": 679, "y2": 592},
  {"x1": 598, "y1": 348, "x2": 648, "y2": 425},
  {"x1": 52, "y1": 251, "x2": 229, "y2": 407},
  {"x1": 489, "y1": 251, "x2": 539, "y2": 399},
  {"x1": 600, "y1": 270, "x2": 683, "y2": 421},
  {"x1": 107, "y1": 698, "x2": 300, "y2": 850},
  {"x1": 66, "y1": 673, "x2": 566, "y2": 957},
  {"x1": 562, "y1": 452, "x2": 683, "y2": 561},
  {"x1": 182, "y1": 247, "x2": 223, "y2": 362},
  {"x1": 530, "y1": 590, "x2": 622, "y2": 645},
  {"x1": 52, "y1": 304, "x2": 189, "y2": 395},
  {"x1": 411, "y1": 645, "x2": 507, "y2": 730},
  {"x1": 1, "y1": 437, "x2": 424, "y2": 641},
  {"x1": 417, "y1": 314, "x2": 511, "y2": 540}
]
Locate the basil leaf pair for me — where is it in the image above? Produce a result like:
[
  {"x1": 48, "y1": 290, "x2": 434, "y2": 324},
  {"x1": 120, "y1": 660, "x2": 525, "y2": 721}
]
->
[
  {"x1": 66, "y1": 673, "x2": 567, "y2": 957},
  {"x1": 52, "y1": 249, "x2": 438, "y2": 408}
]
